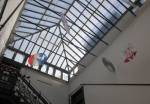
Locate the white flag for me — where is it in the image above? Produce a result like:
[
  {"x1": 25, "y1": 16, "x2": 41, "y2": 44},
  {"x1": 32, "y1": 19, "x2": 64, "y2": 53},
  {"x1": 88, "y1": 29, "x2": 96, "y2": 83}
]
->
[{"x1": 61, "y1": 13, "x2": 70, "y2": 34}]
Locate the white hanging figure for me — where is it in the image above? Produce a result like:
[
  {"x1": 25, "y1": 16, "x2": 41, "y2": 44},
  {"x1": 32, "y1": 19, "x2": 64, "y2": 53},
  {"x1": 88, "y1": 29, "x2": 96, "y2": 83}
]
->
[
  {"x1": 60, "y1": 13, "x2": 70, "y2": 34},
  {"x1": 122, "y1": 0, "x2": 136, "y2": 7}
]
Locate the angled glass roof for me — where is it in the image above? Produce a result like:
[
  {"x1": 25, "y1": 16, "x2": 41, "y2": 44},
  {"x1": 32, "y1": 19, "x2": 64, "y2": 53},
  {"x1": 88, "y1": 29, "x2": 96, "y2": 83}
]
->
[{"x1": 4, "y1": 0, "x2": 135, "y2": 82}]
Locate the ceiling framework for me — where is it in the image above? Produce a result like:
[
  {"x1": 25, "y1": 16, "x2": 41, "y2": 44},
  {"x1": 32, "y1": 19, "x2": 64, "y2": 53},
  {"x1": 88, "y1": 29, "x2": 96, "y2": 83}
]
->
[{"x1": 4, "y1": 0, "x2": 135, "y2": 82}]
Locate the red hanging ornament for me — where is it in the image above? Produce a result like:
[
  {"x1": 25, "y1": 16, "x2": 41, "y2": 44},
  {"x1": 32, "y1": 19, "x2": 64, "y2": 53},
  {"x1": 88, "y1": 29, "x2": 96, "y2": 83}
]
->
[{"x1": 123, "y1": 44, "x2": 137, "y2": 63}]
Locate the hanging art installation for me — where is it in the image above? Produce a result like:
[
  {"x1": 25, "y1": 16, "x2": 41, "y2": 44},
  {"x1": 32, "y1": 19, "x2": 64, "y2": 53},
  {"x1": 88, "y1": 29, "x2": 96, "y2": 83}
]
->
[
  {"x1": 123, "y1": 43, "x2": 137, "y2": 63},
  {"x1": 60, "y1": 12, "x2": 70, "y2": 34},
  {"x1": 102, "y1": 57, "x2": 116, "y2": 72},
  {"x1": 28, "y1": 53, "x2": 48, "y2": 66}
]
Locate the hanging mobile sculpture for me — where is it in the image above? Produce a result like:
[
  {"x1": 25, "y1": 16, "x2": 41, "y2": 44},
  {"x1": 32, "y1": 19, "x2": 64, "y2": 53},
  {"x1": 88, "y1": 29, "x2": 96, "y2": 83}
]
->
[
  {"x1": 28, "y1": 53, "x2": 48, "y2": 66},
  {"x1": 60, "y1": 12, "x2": 70, "y2": 34}
]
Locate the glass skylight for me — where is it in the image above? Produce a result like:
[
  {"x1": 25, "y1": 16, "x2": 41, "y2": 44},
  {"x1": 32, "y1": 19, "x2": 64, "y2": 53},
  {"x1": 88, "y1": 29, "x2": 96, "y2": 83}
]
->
[{"x1": 4, "y1": 0, "x2": 135, "y2": 82}]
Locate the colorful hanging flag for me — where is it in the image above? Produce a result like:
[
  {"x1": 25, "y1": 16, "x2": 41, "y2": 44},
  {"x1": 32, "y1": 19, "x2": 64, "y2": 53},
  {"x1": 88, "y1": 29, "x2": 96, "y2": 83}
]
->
[
  {"x1": 61, "y1": 12, "x2": 70, "y2": 34},
  {"x1": 28, "y1": 53, "x2": 48, "y2": 66}
]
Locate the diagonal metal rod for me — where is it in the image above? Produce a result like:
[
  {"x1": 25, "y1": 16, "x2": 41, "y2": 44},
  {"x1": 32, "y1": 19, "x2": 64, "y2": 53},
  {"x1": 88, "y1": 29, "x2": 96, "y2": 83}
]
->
[
  {"x1": 69, "y1": 0, "x2": 108, "y2": 44},
  {"x1": 59, "y1": 28, "x2": 86, "y2": 69},
  {"x1": 77, "y1": 0, "x2": 122, "y2": 32},
  {"x1": 95, "y1": 0, "x2": 119, "y2": 20},
  {"x1": 39, "y1": 0, "x2": 68, "y2": 11},
  {"x1": 24, "y1": 8, "x2": 60, "y2": 20},
  {"x1": 60, "y1": 2, "x2": 109, "y2": 46},
  {"x1": 105, "y1": 0, "x2": 123, "y2": 15},
  {"x1": 59, "y1": 25, "x2": 97, "y2": 57},
  {"x1": 65, "y1": 17, "x2": 109, "y2": 46},
  {"x1": 59, "y1": 26, "x2": 70, "y2": 71},
  {"x1": 12, "y1": 25, "x2": 56, "y2": 43},
  {"x1": 118, "y1": 0, "x2": 136, "y2": 16},
  {"x1": 33, "y1": 0, "x2": 60, "y2": 17},
  {"x1": 21, "y1": 14, "x2": 58, "y2": 24}
]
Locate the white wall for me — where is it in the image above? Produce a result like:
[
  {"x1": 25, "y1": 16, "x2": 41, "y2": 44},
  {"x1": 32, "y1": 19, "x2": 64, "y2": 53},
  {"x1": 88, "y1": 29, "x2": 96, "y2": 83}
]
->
[
  {"x1": 84, "y1": 85, "x2": 150, "y2": 104},
  {"x1": 0, "y1": 0, "x2": 25, "y2": 55},
  {"x1": 69, "y1": 1, "x2": 150, "y2": 103},
  {"x1": 21, "y1": 68, "x2": 69, "y2": 104}
]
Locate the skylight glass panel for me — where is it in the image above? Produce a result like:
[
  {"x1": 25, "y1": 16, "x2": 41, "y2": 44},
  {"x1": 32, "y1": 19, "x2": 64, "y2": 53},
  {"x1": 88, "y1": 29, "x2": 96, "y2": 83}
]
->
[
  {"x1": 26, "y1": 42, "x2": 34, "y2": 54},
  {"x1": 41, "y1": 64, "x2": 47, "y2": 73},
  {"x1": 42, "y1": 41, "x2": 48, "y2": 48},
  {"x1": 4, "y1": 0, "x2": 133, "y2": 82},
  {"x1": 20, "y1": 39, "x2": 29, "y2": 51},
  {"x1": 38, "y1": 47, "x2": 45, "y2": 53},
  {"x1": 56, "y1": 57, "x2": 64, "y2": 67},
  {"x1": 48, "y1": 67, "x2": 54, "y2": 75},
  {"x1": 14, "y1": 53, "x2": 25, "y2": 63},
  {"x1": 55, "y1": 70, "x2": 61, "y2": 78},
  {"x1": 70, "y1": 74, "x2": 74, "y2": 79},
  {"x1": 63, "y1": 73, "x2": 68, "y2": 81},
  {"x1": 4, "y1": 49, "x2": 14, "y2": 59},
  {"x1": 31, "y1": 45, "x2": 40, "y2": 54},
  {"x1": 25, "y1": 5, "x2": 44, "y2": 13},
  {"x1": 74, "y1": 67, "x2": 79, "y2": 74},
  {"x1": 61, "y1": 60, "x2": 67, "y2": 70},
  {"x1": 37, "y1": 38, "x2": 43, "y2": 45},
  {"x1": 14, "y1": 40, "x2": 22, "y2": 49},
  {"x1": 51, "y1": 54, "x2": 59, "y2": 65}
]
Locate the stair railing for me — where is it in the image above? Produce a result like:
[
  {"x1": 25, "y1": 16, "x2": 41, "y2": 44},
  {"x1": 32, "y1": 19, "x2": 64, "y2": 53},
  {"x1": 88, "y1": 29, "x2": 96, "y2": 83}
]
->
[
  {"x1": 0, "y1": 62, "x2": 52, "y2": 104},
  {"x1": 15, "y1": 76, "x2": 52, "y2": 104}
]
